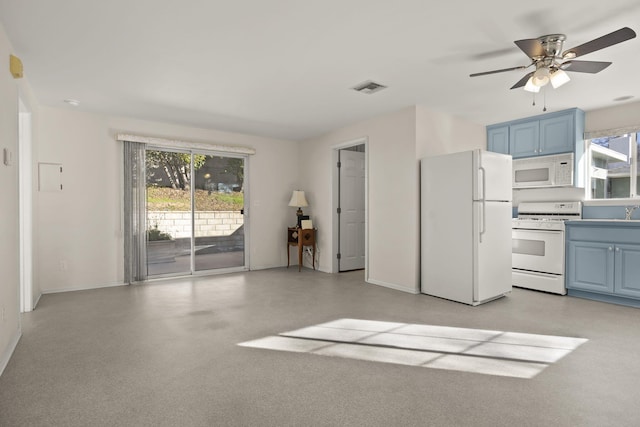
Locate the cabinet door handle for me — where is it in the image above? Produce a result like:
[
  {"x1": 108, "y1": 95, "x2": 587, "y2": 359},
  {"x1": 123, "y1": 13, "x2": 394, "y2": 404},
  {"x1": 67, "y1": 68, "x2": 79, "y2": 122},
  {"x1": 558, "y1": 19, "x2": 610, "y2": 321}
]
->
[
  {"x1": 608, "y1": 246, "x2": 613, "y2": 251},
  {"x1": 615, "y1": 247, "x2": 620, "y2": 252}
]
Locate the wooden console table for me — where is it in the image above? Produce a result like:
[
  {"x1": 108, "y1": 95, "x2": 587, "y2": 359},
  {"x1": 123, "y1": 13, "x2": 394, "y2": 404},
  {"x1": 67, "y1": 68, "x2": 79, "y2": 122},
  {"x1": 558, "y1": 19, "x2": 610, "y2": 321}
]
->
[{"x1": 287, "y1": 227, "x2": 316, "y2": 271}]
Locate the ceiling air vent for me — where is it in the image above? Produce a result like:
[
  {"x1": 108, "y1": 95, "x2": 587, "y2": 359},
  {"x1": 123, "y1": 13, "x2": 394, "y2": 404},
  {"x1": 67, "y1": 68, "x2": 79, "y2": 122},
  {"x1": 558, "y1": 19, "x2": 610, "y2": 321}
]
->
[{"x1": 352, "y1": 80, "x2": 387, "y2": 95}]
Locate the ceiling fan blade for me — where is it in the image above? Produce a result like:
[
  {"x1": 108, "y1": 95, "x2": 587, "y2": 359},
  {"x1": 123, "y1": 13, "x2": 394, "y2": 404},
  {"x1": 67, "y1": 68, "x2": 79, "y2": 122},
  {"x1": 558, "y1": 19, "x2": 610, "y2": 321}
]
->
[
  {"x1": 510, "y1": 72, "x2": 534, "y2": 89},
  {"x1": 470, "y1": 65, "x2": 527, "y2": 77},
  {"x1": 562, "y1": 60, "x2": 612, "y2": 73},
  {"x1": 514, "y1": 38, "x2": 545, "y2": 58},
  {"x1": 562, "y1": 27, "x2": 636, "y2": 58}
]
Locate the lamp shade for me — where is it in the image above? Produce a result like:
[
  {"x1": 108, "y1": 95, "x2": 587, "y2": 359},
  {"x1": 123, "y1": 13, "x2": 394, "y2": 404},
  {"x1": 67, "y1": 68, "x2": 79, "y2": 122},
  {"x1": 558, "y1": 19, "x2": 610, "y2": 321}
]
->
[
  {"x1": 524, "y1": 77, "x2": 541, "y2": 93},
  {"x1": 550, "y1": 69, "x2": 570, "y2": 89},
  {"x1": 288, "y1": 190, "x2": 309, "y2": 208},
  {"x1": 532, "y1": 67, "x2": 550, "y2": 87}
]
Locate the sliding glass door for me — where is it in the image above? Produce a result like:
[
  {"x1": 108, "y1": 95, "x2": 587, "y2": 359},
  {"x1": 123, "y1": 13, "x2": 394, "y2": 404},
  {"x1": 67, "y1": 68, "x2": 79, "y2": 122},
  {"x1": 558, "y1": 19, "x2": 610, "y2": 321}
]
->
[
  {"x1": 145, "y1": 147, "x2": 245, "y2": 277},
  {"x1": 194, "y1": 156, "x2": 245, "y2": 271}
]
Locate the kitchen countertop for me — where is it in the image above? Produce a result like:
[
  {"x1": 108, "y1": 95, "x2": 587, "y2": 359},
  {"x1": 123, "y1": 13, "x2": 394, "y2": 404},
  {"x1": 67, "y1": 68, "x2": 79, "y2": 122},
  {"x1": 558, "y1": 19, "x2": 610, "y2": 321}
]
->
[{"x1": 566, "y1": 219, "x2": 640, "y2": 226}]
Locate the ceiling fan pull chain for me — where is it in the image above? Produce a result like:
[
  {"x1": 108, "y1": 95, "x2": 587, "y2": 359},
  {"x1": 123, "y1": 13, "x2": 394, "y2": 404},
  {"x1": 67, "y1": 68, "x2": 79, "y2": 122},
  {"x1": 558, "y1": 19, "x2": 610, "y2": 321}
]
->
[
  {"x1": 543, "y1": 88, "x2": 547, "y2": 112},
  {"x1": 532, "y1": 92, "x2": 536, "y2": 106}
]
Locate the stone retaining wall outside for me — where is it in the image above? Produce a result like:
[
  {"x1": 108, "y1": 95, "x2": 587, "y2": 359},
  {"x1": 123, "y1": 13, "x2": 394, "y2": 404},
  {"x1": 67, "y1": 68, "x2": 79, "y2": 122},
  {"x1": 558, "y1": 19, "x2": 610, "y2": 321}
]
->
[{"x1": 147, "y1": 211, "x2": 243, "y2": 238}]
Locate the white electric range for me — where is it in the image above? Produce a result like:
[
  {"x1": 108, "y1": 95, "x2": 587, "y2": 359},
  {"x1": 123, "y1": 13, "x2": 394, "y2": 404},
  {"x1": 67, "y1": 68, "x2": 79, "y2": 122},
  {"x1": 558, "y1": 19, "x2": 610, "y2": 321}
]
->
[{"x1": 512, "y1": 201, "x2": 582, "y2": 294}]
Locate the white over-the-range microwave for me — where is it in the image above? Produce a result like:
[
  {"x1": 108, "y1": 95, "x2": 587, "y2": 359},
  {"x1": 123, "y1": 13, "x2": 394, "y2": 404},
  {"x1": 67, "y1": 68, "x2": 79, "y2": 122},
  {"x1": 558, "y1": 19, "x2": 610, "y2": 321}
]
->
[{"x1": 512, "y1": 152, "x2": 574, "y2": 188}]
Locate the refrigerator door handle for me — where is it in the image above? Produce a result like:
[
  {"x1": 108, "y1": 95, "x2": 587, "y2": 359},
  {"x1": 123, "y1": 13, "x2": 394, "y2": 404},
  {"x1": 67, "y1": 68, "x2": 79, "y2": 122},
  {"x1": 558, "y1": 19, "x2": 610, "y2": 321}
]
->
[
  {"x1": 479, "y1": 200, "x2": 486, "y2": 243},
  {"x1": 479, "y1": 166, "x2": 486, "y2": 243},
  {"x1": 479, "y1": 165, "x2": 486, "y2": 201}
]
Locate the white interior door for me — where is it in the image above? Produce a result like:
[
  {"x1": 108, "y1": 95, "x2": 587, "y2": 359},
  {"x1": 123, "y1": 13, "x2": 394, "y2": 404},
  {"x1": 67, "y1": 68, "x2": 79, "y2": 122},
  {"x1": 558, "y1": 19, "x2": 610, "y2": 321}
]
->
[{"x1": 339, "y1": 149, "x2": 365, "y2": 271}]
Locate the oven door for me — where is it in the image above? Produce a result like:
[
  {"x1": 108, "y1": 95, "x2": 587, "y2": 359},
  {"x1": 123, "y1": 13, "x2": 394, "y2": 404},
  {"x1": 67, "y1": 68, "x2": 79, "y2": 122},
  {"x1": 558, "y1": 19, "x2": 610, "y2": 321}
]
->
[{"x1": 512, "y1": 228, "x2": 564, "y2": 275}]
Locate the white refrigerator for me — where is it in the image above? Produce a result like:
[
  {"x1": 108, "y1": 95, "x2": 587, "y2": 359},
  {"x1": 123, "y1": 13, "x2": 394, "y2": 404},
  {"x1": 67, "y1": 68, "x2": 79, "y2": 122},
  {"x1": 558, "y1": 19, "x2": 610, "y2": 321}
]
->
[{"x1": 421, "y1": 149, "x2": 512, "y2": 305}]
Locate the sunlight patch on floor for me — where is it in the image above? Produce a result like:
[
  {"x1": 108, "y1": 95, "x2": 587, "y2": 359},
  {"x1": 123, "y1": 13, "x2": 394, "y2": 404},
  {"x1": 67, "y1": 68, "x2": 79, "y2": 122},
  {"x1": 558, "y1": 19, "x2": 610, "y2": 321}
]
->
[{"x1": 238, "y1": 318, "x2": 587, "y2": 379}]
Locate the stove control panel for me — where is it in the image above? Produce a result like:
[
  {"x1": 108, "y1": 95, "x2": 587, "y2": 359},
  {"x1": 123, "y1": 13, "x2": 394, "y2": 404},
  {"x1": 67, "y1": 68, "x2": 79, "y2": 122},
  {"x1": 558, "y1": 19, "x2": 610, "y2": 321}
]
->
[{"x1": 512, "y1": 219, "x2": 566, "y2": 231}]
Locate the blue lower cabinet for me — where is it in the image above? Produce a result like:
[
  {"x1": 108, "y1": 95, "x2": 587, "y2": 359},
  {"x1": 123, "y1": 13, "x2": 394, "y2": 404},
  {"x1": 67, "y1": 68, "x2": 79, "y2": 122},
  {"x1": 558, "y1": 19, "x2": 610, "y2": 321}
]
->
[
  {"x1": 567, "y1": 241, "x2": 614, "y2": 293},
  {"x1": 566, "y1": 221, "x2": 640, "y2": 308},
  {"x1": 614, "y1": 244, "x2": 640, "y2": 299}
]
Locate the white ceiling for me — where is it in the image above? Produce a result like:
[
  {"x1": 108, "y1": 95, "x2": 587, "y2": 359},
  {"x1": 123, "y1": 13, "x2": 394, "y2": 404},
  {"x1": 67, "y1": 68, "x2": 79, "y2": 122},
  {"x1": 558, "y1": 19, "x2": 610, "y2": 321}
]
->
[{"x1": 1, "y1": 0, "x2": 639, "y2": 141}]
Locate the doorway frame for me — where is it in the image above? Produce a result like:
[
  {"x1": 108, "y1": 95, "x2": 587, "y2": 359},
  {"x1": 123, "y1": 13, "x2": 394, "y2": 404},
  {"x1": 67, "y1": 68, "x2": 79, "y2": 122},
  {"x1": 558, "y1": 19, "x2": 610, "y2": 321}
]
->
[
  {"x1": 331, "y1": 137, "x2": 369, "y2": 277},
  {"x1": 18, "y1": 97, "x2": 33, "y2": 312}
]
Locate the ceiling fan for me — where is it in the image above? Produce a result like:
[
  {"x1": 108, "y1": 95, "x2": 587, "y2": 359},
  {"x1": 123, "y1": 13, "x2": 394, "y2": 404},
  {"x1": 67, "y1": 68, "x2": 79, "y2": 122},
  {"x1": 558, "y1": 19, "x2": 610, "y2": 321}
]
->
[{"x1": 470, "y1": 27, "x2": 636, "y2": 92}]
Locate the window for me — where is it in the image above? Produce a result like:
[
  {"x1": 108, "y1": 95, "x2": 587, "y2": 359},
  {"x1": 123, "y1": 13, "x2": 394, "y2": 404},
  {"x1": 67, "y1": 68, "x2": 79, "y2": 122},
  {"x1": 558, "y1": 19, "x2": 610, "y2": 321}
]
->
[{"x1": 585, "y1": 131, "x2": 640, "y2": 199}]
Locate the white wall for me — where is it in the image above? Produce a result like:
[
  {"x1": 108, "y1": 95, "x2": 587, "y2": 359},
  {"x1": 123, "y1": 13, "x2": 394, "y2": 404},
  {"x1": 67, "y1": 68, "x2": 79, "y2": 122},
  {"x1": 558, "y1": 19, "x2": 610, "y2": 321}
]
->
[
  {"x1": 415, "y1": 105, "x2": 485, "y2": 158},
  {"x1": 584, "y1": 100, "x2": 640, "y2": 133},
  {"x1": 0, "y1": 23, "x2": 22, "y2": 375},
  {"x1": 300, "y1": 107, "x2": 418, "y2": 292},
  {"x1": 37, "y1": 108, "x2": 122, "y2": 292},
  {"x1": 299, "y1": 105, "x2": 485, "y2": 294},
  {"x1": 35, "y1": 108, "x2": 299, "y2": 293}
]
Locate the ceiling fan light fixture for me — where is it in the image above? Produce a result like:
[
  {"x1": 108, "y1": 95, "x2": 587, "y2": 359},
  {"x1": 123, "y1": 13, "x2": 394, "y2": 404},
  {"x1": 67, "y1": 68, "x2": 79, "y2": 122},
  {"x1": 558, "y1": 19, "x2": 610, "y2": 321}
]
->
[
  {"x1": 524, "y1": 77, "x2": 541, "y2": 93},
  {"x1": 550, "y1": 69, "x2": 571, "y2": 88},
  {"x1": 532, "y1": 67, "x2": 550, "y2": 87}
]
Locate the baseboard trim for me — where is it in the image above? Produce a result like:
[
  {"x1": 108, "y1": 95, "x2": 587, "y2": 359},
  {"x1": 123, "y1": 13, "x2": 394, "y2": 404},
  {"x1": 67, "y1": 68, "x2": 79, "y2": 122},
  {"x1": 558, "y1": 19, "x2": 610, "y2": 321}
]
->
[
  {"x1": 41, "y1": 281, "x2": 126, "y2": 295},
  {"x1": 0, "y1": 329, "x2": 22, "y2": 378},
  {"x1": 33, "y1": 292, "x2": 42, "y2": 310},
  {"x1": 366, "y1": 278, "x2": 419, "y2": 294}
]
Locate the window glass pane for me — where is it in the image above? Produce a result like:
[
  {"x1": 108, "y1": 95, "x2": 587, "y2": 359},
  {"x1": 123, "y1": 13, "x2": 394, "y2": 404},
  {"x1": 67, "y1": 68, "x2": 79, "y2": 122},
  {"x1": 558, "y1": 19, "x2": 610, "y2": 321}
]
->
[
  {"x1": 194, "y1": 155, "x2": 244, "y2": 271},
  {"x1": 145, "y1": 149, "x2": 192, "y2": 277},
  {"x1": 589, "y1": 134, "x2": 632, "y2": 199}
]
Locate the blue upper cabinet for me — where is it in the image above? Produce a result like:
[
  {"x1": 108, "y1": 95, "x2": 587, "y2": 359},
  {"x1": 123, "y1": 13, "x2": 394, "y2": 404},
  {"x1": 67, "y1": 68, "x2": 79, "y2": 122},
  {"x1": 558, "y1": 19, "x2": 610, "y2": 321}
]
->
[
  {"x1": 487, "y1": 125, "x2": 509, "y2": 154},
  {"x1": 509, "y1": 121, "x2": 539, "y2": 157},
  {"x1": 539, "y1": 112, "x2": 576, "y2": 155},
  {"x1": 487, "y1": 108, "x2": 585, "y2": 159}
]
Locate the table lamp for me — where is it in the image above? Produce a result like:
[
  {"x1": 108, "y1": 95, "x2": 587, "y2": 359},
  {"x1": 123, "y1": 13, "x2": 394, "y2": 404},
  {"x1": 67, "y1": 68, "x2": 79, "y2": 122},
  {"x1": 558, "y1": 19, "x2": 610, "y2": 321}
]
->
[{"x1": 288, "y1": 190, "x2": 309, "y2": 226}]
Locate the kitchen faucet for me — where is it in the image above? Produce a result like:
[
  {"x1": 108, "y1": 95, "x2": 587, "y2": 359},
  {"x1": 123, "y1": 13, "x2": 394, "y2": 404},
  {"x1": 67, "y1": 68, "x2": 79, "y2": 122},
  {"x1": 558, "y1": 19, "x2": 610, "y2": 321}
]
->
[{"x1": 625, "y1": 205, "x2": 640, "y2": 220}]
